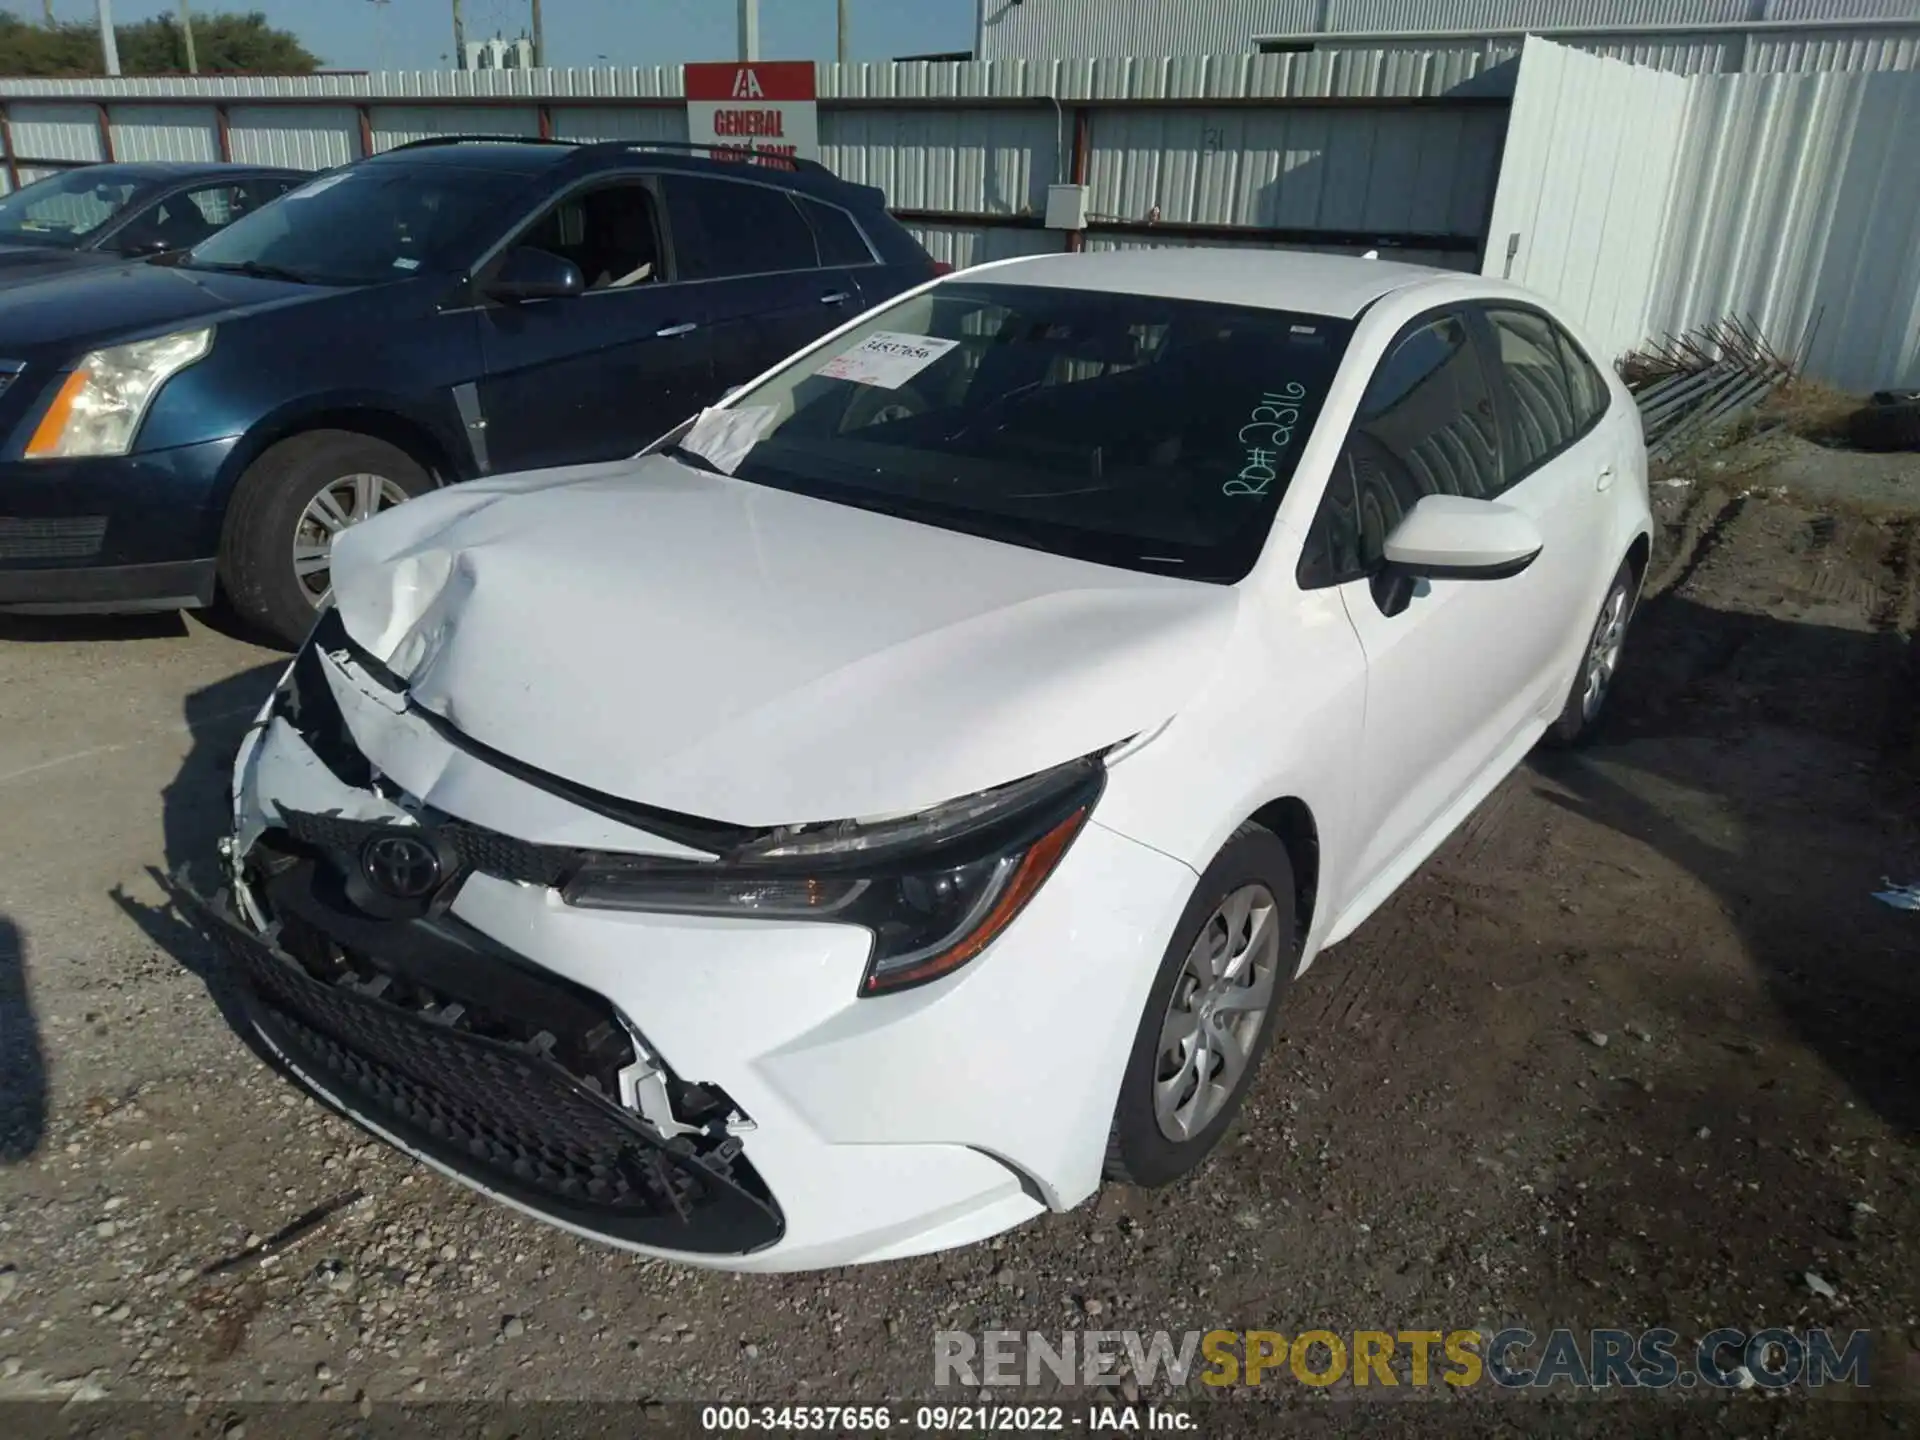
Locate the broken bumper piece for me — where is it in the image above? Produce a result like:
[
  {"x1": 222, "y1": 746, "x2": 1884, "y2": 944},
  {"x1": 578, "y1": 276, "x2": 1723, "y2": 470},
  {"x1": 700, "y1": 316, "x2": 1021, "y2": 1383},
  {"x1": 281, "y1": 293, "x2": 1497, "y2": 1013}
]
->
[{"x1": 177, "y1": 874, "x2": 787, "y2": 1257}]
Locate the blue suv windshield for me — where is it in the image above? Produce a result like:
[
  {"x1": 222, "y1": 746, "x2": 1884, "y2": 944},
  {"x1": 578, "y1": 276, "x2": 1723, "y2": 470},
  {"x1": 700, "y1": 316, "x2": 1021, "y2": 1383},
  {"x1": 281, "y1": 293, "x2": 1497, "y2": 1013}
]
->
[{"x1": 184, "y1": 162, "x2": 530, "y2": 286}]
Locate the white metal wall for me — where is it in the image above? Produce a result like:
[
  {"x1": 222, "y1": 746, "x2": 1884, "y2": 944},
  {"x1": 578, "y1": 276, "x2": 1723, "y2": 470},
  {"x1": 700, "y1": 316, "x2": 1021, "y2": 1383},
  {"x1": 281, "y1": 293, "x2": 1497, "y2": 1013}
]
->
[
  {"x1": 1480, "y1": 38, "x2": 1692, "y2": 364},
  {"x1": 1648, "y1": 67, "x2": 1920, "y2": 390},
  {"x1": 976, "y1": 0, "x2": 1920, "y2": 70}
]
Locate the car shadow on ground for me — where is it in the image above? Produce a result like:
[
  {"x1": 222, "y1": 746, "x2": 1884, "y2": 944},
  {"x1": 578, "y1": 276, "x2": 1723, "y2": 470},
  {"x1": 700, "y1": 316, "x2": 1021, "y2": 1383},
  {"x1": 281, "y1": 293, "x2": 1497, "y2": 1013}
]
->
[
  {"x1": 1531, "y1": 589, "x2": 1920, "y2": 1139},
  {"x1": 109, "y1": 659, "x2": 285, "y2": 1068},
  {"x1": 0, "y1": 916, "x2": 47, "y2": 1164}
]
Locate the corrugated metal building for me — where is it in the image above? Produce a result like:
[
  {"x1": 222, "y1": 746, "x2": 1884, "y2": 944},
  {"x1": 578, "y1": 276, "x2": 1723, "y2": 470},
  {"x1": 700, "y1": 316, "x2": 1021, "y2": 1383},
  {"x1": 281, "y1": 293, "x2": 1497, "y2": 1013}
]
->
[{"x1": 976, "y1": 0, "x2": 1920, "y2": 73}]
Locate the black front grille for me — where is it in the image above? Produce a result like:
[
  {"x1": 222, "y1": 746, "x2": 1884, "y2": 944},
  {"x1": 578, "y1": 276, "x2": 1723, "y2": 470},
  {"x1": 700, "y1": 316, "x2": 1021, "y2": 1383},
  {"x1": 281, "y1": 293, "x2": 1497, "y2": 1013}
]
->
[
  {"x1": 184, "y1": 884, "x2": 784, "y2": 1255},
  {"x1": 278, "y1": 808, "x2": 587, "y2": 889},
  {"x1": 0, "y1": 516, "x2": 106, "y2": 562}
]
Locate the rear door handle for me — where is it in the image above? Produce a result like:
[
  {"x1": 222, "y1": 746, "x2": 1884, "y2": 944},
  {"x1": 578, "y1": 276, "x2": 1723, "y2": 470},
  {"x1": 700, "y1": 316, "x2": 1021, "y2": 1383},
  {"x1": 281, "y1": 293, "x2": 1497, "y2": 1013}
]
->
[
  {"x1": 1596, "y1": 464, "x2": 1615, "y2": 492},
  {"x1": 656, "y1": 322, "x2": 699, "y2": 338},
  {"x1": 820, "y1": 291, "x2": 853, "y2": 306}
]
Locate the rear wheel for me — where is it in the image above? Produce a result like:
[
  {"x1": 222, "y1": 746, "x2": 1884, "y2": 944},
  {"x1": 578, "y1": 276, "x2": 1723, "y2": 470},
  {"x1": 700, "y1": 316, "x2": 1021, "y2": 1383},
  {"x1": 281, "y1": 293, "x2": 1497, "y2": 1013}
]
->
[
  {"x1": 1545, "y1": 558, "x2": 1638, "y2": 747},
  {"x1": 1104, "y1": 824, "x2": 1296, "y2": 1188},
  {"x1": 219, "y1": 430, "x2": 432, "y2": 649}
]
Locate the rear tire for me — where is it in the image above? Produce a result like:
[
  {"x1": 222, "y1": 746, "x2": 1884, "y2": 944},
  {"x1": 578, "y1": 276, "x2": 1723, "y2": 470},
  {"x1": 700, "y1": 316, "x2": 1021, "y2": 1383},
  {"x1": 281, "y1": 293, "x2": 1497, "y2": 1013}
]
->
[
  {"x1": 1545, "y1": 558, "x2": 1639, "y2": 748},
  {"x1": 219, "y1": 430, "x2": 432, "y2": 649},
  {"x1": 1104, "y1": 824, "x2": 1296, "y2": 1188}
]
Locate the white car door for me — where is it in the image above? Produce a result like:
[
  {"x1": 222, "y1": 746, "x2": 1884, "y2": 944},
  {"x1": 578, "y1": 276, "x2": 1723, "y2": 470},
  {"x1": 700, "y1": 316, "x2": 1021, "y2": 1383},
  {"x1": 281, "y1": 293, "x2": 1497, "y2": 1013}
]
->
[
  {"x1": 1294, "y1": 307, "x2": 1578, "y2": 922},
  {"x1": 1477, "y1": 304, "x2": 1624, "y2": 687}
]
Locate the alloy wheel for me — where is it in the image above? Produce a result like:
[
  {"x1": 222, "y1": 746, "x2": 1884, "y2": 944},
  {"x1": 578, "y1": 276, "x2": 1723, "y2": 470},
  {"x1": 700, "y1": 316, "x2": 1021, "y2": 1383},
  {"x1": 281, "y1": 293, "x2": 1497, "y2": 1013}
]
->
[
  {"x1": 1153, "y1": 882, "x2": 1281, "y2": 1142},
  {"x1": 292, "y1": 472, "x2": 410, "y2": 609},
  {"x1": 1581, "y1": 585, "x2": 1630, "y2": 719}
]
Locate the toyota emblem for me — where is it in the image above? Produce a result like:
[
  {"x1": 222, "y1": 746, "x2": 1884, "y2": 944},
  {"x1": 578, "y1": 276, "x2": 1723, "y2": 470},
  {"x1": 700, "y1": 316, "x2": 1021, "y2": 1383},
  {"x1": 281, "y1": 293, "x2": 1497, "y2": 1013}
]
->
[{"x1": 360, "y1": 830, "x2": 444, "y2": 901}]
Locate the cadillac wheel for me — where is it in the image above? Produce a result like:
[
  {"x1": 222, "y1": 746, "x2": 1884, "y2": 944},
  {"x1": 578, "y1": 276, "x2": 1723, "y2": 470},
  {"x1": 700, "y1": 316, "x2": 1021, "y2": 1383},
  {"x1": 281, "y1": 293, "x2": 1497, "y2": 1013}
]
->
[{"x1": 219, "y1": 429, "x2": 432, "y2": 649}]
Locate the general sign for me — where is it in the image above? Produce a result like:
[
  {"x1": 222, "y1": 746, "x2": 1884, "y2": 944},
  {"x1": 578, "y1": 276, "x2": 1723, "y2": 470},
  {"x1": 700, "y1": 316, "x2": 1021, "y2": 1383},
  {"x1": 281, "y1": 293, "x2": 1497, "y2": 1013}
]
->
[{"x1": 684, "y1": 61, "x2": 819, "y2": 169}]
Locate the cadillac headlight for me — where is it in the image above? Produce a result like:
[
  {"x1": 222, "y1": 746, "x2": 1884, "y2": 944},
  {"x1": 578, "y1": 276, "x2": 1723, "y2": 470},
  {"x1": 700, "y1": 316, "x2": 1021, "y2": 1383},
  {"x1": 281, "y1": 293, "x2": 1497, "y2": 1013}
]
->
[{"x1": 26, "y1": 326, "x2": 214, "y2": 460}]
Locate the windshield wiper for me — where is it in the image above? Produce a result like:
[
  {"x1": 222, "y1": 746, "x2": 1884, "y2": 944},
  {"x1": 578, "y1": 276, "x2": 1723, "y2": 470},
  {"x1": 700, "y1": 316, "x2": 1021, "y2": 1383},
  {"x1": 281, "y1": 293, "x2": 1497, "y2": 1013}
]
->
[
  {"x1": 187, "y1": 259, "x2": 315, "y2": 285},
  {"x1": 660, "y1": 442, "x2": 729, "y2": 477}
]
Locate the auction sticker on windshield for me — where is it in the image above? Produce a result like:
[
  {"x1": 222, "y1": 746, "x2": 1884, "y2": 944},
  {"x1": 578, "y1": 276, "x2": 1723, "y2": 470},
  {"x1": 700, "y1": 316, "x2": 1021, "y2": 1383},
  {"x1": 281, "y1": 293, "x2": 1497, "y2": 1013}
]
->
[{"x1": 816, "y1": 332, "x2": 959, "y2": 390}]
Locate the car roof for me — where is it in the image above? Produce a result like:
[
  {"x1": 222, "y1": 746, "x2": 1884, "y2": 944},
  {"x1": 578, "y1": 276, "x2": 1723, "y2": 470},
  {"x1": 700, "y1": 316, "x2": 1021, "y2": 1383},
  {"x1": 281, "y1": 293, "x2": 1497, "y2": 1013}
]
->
[
  {"x1": 362, "y1": 141, "x2": 576, "y2": 176},
  {"x1": 75, "y1": 161, "x2": 303, "y2": 183},
  {"x1": 964, "y1": 249, "x2": 1458, "y2": 319}
]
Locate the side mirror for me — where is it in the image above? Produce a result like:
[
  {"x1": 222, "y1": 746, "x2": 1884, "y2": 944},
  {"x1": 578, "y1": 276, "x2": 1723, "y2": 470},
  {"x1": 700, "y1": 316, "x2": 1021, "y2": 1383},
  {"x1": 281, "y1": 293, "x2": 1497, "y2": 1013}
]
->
[
  {"x1": 483, "y1": 246, "x2": 584, "y2": 304},
  {"x1": 1372, "y1": 494, "x2": 1543, "y2": 616}
]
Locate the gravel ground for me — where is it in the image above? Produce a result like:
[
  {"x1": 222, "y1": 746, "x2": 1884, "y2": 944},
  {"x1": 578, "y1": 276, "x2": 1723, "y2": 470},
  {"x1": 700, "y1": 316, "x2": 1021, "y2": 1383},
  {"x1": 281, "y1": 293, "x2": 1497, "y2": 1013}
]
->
[{"x1": 0, "y1": 438, "x2": 1917, "y2": 1436}]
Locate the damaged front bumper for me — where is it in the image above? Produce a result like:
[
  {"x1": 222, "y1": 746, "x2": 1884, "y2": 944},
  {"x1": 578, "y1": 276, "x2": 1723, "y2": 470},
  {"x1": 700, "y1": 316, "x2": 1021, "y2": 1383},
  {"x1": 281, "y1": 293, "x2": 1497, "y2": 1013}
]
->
[
  {"x1": 179, "y1": 869, "x2": 786, "y2": 1256},
  {"x1": 196, "y1": 612, "x2": 1198, "y2": 1269}
]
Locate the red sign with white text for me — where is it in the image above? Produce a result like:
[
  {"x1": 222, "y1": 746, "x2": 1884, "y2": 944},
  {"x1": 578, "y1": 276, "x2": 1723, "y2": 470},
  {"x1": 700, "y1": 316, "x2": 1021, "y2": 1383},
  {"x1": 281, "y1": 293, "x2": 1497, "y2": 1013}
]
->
[{"x1": 684, "y1": 61, "x2": 819, "y2": 168}]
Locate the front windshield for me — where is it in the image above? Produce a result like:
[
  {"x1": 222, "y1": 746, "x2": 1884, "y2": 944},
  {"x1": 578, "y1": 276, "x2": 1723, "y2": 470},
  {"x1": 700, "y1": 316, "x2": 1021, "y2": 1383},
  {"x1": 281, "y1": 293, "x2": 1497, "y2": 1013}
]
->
[
  {"x1": 685, "y1": 281, "x2": 1352, "y2": 582},
  {"x1": 184, "y1": 162, "x2": 530, "y2": 286},
  {"x1": 0, "y1": 168, "x2": 144, "y2": 249}
]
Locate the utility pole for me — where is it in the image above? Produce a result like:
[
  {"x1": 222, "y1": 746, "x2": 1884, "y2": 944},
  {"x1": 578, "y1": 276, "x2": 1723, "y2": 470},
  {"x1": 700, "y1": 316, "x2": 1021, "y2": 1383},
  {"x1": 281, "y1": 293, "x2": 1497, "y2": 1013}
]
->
[
  {"x1": 96, "y1": 0, "x2": 120, "y2": 75},
  {"x1": 178, "y1": 0, "x2": 198, "y2": 73},
  {"x1": 451, "y1": 0, "x2": 466, "y2": 70},
  {"x1": 529, "y1": 0, "x2": 544, "y2": 67},
  {"x1": 43, "y1": 1, "x2": 55, "y2": 26},
  {"x1": 737, "y1": 0, "x2": 759, "y2": 61},
  {"x1": 836, "y1": 0, "x2": 849, "y2": 64}
]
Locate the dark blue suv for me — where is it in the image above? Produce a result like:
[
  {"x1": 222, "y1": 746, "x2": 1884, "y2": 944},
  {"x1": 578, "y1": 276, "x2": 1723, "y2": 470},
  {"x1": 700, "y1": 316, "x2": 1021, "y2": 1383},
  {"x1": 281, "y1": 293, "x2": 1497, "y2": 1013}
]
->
[{"x1": 0, "y1": 139, "x2": 938, "y2": 645}]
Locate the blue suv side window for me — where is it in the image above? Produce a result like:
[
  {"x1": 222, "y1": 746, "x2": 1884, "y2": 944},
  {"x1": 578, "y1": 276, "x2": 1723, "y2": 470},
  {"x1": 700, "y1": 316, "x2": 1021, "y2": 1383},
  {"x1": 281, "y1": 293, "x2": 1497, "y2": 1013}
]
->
[{"x1": 662, "y1": 175, "x2": 819, "y2": 281}]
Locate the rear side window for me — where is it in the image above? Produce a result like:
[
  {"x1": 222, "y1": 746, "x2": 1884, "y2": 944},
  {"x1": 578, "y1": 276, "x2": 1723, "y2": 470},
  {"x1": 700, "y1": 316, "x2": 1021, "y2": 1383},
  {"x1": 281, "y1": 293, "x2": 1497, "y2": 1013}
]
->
[
  {"x1": 1555, "y1": 324, "x2": 1612, "y2": 430},
  {"x1": 1484, "y1": 307, "x2": 1581, "y2": 487},
  {"x1": 1299, "y1": 311, "x2": 1502, "y2": 587},
  {"x1": 797, "y1": 196, "x2": 874, "y2": 267},
  {"x1": 662, "y1": 175, "x2": 818, "y2": 279}
]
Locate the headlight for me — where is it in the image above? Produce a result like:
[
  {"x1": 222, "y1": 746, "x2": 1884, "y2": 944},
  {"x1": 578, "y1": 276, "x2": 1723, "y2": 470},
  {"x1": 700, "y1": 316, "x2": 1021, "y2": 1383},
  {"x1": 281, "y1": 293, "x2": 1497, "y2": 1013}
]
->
[
  {"x1": 26, "y1": 326, "x2": 213, "y2": 460},
  {"x1": 562, "y1": 757, "x2": 1105, "y2": 995}
]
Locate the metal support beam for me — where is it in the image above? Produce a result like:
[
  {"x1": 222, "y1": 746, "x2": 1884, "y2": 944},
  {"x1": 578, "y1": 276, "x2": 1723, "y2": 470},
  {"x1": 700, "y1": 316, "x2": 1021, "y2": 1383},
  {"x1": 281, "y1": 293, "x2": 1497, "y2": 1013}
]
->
[
  {"x1": 0, "y1": 105, "x2": 20, "y2": 193},
  {"x1": 213, "y1": 102, "x2": 231, "y2": 160},
  {"x1": 738, "y1": 0, "x2": 760, "y2": 61},
  {"x1": 97, "y1": 0, "x2": 121, "y2": 75},
  {"x1": 356, "y1": 104, "x2": 374, "y2": 158}
]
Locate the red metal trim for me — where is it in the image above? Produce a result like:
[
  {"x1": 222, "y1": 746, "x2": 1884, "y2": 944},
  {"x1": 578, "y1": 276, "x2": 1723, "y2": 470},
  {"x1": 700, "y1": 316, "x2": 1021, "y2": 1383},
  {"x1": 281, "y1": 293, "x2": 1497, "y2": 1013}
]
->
[
  {"x1": 0, "y1": 91, "x2": 1506, "y2": 112},
  {"x1": 95, "y1": 102, "x2": 115, "y2": 162},
  {"x1": 537, "y1": 103, "x2": 554, "y2": 140},
  {"x1": 214, "y1": 104, "x2": 231, "y2": 161},
  {"x1": 1066, "y1": 105, "x2": 1091, "y2": 254},
  {"x1": 357, "y1": 104, "x2": 374, "y2": 158},
  {"x1": 0, "y1": 104, "x2": 18, "y2": 192}
]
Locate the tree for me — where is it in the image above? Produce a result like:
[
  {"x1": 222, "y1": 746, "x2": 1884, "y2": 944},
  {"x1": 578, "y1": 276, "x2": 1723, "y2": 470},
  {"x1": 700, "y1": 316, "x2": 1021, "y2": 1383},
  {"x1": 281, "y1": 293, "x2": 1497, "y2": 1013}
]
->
[{"x1": 0, "y1": 10, "x2": 320, "y2": 77}]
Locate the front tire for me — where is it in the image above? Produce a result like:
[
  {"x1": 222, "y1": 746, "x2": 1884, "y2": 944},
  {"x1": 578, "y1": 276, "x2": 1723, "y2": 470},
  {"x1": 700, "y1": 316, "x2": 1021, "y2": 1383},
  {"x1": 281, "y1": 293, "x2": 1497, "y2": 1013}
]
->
[
  {"x1": 1104, "y1": 824, "x2": 1296, "y2": 1188},
  {"x1": 219, "y1": 430, "x2": 432, "y2": 649}
]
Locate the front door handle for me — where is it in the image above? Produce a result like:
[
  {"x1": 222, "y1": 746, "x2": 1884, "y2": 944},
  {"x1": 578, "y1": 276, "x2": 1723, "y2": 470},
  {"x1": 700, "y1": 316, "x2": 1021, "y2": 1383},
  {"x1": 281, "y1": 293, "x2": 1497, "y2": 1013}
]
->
[
  {"x1": 656, "y1": 322, "x2": 699, "y2": 338},
  {"x1": 1596, "y1": 464, "x2": 1615, "y2": 492},
  {"x1": 820, "y1": 291, "x2": 853, "y2": 306}
]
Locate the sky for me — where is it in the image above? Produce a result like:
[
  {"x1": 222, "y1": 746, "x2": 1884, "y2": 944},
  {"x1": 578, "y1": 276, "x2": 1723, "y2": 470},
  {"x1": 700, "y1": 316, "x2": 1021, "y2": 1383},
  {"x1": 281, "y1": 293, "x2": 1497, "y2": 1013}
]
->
[{"x1": 36, "y1": 0, "x2": 980, "y2": 71}]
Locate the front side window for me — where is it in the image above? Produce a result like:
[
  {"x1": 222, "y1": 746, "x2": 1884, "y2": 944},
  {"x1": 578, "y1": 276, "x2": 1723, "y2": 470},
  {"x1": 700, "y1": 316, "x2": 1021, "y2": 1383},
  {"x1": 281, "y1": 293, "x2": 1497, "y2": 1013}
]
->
[
  {"x1": 662, "y1": 175, "x2": 819, "y2": 280},
  {"x1": 1299, "y1": 311, "x2": 1501, "y2": 586},
  {"x1": 108, "y1": 182, "x2": 246, "y2": 254},
  {"x1": 514, "y1": 180, "x2": 663, "y2": 290},
  {"x1": 675, "y1": 282, "x2": 1352, "y2": 582},
  {"x1": 0, "y1": 168, "x2": 143, "y2": 249},
  {"x1": 183, "y1": 162, "x2": 531, "y2": 286}
]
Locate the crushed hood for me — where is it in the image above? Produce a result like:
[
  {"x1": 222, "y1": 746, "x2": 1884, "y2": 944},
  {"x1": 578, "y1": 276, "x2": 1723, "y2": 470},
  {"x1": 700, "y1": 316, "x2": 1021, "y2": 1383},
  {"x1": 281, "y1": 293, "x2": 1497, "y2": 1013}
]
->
[{"x1": 328, "y1": 456, "x2": 1240, "y2": 826}]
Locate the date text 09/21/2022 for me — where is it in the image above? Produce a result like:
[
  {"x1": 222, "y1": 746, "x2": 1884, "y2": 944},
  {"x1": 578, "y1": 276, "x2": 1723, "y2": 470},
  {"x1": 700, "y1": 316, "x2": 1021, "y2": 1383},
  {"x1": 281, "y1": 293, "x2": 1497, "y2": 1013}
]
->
[{"x1": 700, "y1": 1406, "x2": 1187, "y2": 1432}]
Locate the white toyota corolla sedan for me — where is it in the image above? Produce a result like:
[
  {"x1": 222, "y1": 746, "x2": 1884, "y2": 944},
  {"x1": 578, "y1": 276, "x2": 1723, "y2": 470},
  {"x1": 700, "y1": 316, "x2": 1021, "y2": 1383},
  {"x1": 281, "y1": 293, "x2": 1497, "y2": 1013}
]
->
[{"x1": 191, "y1": 250, "x2": 1650, "y2": 1271}]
